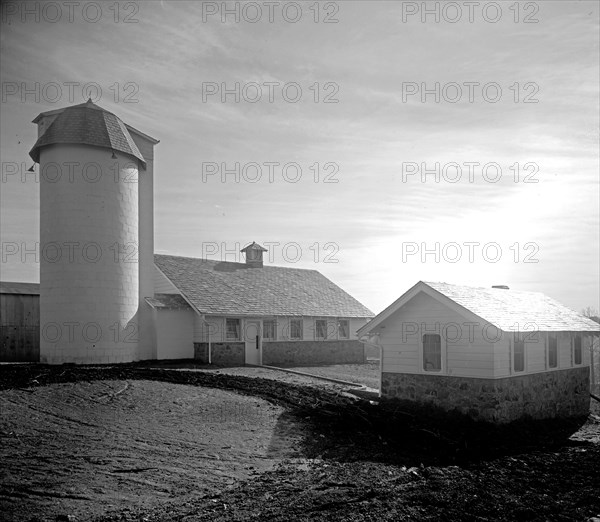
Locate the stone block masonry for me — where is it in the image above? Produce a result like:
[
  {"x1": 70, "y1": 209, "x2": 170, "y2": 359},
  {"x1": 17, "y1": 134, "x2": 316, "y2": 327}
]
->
[
  {"x1": 262, "y1": 340, "x2": 365, "y2": 366},
  {"x1": 381, "y1": 367, "x2": 590, "y2": 423},
  {"x1": 194, "y1": 340, "x2": 365, "y2": 366},
  {"x1": 194, "y1": 342, "x2": 245, "y2": 365}
]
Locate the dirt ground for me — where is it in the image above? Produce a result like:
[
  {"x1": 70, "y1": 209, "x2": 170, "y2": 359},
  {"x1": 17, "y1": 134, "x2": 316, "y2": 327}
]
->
[
  {"x1": 1, "y1": 363, "x2": 599, "y2": 522},
  {"x1": 271, "y1": 361, "x2": 381, "y2": 389},
  {"x1": 0, "y1": 379, "x2": 303, "y2": 521}
]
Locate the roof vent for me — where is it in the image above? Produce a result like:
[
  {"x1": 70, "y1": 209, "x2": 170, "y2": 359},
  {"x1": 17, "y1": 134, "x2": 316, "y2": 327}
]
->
[
  {"x1": 241, "y1": 241, "x2": 267, "y2": 268},
  {"x1": 492, "y1": 285, "x2": 510, "y2": 290}
]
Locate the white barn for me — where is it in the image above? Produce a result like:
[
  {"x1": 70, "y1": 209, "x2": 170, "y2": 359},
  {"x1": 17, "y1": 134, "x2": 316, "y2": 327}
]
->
[
  {"x1": 149, "y1": 246, "x2": 373, "y2": 366},
  {"x1": 357, "y1": 281, "x2": 600, "y2": 423}
]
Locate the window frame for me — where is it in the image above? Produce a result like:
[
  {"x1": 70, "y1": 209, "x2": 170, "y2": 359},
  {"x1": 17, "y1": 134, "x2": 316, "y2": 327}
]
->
[
  {"x1": 290, "y1": 318, "x2": 303, "y2": 340},
  {"x1": 263, "y1": 319, "x2": 276, "y2": 341},
  {"x1": 422, "y1": 333, "x2": 442, "y2": 372},
  {"x1": 547, "y1": 333, "x2": 558, "y2": 369},
  {"x1": 338, "y1": 319, "x2": 350, "y2": 340},
  {"x1": 315, "y1": 319, "x2": 328, "y2": 340},
  {"x1": 225, "y1": 318, "x2": 241, "y2": 341}
]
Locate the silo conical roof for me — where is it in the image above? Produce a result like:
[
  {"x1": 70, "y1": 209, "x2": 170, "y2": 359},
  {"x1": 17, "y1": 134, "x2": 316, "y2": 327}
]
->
[{"x1": 29, "y1": 99, "x2": 147, "y2": 169}]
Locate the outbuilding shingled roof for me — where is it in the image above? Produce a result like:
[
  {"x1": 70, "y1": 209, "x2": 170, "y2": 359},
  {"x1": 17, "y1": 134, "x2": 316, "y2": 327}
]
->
[
  {"x1": 425, "y1": 282, "x2": 600, "y2": 332},
  {"x1": 154, "y1": 254, "x2": 374, "y2": 318},
  {"x1": 29, "y1": 99, "x2": 147, "y2": 169},
  {"x1": 359, "y1": 281, "x2": 600, "y2": 335}
]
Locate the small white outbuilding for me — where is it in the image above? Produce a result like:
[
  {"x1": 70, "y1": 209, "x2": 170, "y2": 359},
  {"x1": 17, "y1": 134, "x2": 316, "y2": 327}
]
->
[{"x1": 357, "y1": 281, "x2": 600, "y2": 423}]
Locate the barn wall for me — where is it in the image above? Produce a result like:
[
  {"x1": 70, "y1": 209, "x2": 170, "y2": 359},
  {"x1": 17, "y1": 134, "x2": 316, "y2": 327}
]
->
[
  {"x1": 190, "y1": 315, "x2": 369, "y2": 365},
  {"x1": 0, "y1": 294, "x2": 40, "y2": 362},
  {"x1": 193, "y1": 339, "x2": 364, "y2": 365},
  {"x1": 381, "y1": 366, "x2": 590, "y2": 423},
  {"x1": 194, "y1": 316, "x2": 224, "y2": 343},
  {"x1": 194, "y1": 342, "x2": 245, "y2": 365},
  {"x1": 262, "y1": 340, "x2": 365, "y2": 365},
  {"x1": 156, "y1": 308, "x2": 194, "y2": 360},
  {"x1": 350, "y1": 317, "x2": 370, "y2": 338},
  {"x1": 197, "y1": 315, "x2": 368, "y2": 343}
]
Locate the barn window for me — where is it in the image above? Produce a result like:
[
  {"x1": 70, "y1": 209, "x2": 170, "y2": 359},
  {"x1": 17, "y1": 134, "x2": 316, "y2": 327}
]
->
[
  {"x1": 513, "y1": 334, "x2": 525, "y2": 372},
  {"x1": 423, "y1": 334, "x2": 441, "y2": 371},
  {"x1": 547, "y1": 334, "x2": 558, "y2": 368},
  {"x1": 263, "y1": 320, "x2": 276, "y2": 341},
  {"x1": 225, "y1": 318, "x2": 240, "y2": 341},
  {"x1": 338, "y1": 319, "x2": 349, "y2": 339},
  {"x1": 315, "y1": 319, "x2": 328, "y2": 340},
  {"x1": 290, "y1": 319, "x2": 303, "y2": 340},
  {"x1": 573, "y1": 335, "x2": 582, "y2": 365}
]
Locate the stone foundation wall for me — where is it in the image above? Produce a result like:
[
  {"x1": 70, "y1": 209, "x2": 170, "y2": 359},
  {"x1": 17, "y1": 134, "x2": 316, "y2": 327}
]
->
[
  {"x1": 194, "y1": 342, "x2": 244, "y2": 365},
  {"x1": 381, "y1": 367, "x2": 590, "y2": 423},
  {"x1": 194, "y1": 340, "x2": 365, "y2": 366},
  {"x1": 262, "y1": 340, "x2": 365, "y2": 366}
]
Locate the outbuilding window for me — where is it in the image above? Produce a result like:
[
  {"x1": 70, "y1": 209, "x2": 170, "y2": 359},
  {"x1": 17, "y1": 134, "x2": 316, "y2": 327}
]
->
[
  {"x1": 423, "y1": 334, "x2": 441, "y2": 371},
  {"x1": 315, "y1": 319, "x2": 328, "y2": 340},
  {"x1": 226, "y1": 318, "x2": 240, "y2": 341},
  {"x1": 573, "y1": 335, "x2": 582, "y2": 365},
  {"x1": 263, "y1": 320, "x2": 276, "y2": 341},
  {"x1": 338, "y1": 319, "x2": 349, "y2": 339},
  {"x1": 513, "y1": 334, "x2": 525, "y2": 372},
  {"x1": 290, "y1": 319, "x2": 303, "y2": 340},
  {"x1": 547, "y1": 334, "x2": 558, "y2": 368}
]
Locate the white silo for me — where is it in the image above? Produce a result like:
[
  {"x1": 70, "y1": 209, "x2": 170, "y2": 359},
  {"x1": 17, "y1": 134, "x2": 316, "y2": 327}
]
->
[{"x1": 30, "y1": 99, "x2": 157, "y2": 364}]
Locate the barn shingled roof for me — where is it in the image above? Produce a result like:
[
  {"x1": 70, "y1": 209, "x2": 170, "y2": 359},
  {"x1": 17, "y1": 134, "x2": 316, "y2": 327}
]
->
[
  {"x1": 29, "y1": 99, "x2": 148, "y2": 169},
  {"x1": 154, "y1": 254, "x2": 374, "y2": 318}
]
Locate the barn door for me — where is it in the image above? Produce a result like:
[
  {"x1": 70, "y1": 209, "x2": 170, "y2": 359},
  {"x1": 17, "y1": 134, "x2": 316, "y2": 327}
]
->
[{"x1": 244, "y1": 320, "x2": 262, "y2": 365}]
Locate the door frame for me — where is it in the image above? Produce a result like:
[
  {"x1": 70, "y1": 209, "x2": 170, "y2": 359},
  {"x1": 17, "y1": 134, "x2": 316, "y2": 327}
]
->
[{"x1": 244, "y1": 319, "x2": 262, "y2": 365}]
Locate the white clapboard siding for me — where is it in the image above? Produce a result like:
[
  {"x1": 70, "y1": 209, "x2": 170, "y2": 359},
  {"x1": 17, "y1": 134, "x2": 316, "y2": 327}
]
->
[
  {"x1": 558, "y1": 332, "x2": 572, "y2": 368},
  {"x1": 194, "y1": 315, "x2": 225, "y2": 343},
  {"x1": 584, "y1": 335, "x2": 592, "y2": 365},
  {"x1": 327, "y1": 318, "x2": 338, "y2": 340},
  {"x1": 276, "y1": 317, "x2": 289, "y2": 341},
  {"x1": 526, "y1": 336, "x2": 546, "y2": 373},
  {"x1": 350, "y1": 317, "x2": 369, "y2": 340},
  {"x1": 493, "y1": 337, "x2": 511, "y2": 378},
  {"x1": 157, "y1": 308, "x2": 194, "y2": 360},
  {"x1": 380, "y1": 290, "x2": 496, "y2": 378},
  {"x1": 303, "y1": 317, "x2": 314, "y2": 340}
]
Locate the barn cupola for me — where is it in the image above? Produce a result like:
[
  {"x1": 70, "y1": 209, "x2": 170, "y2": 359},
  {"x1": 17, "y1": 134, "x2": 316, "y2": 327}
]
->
[{"x1": 241, "y1": 242, "x2": 267, "y2": 268}]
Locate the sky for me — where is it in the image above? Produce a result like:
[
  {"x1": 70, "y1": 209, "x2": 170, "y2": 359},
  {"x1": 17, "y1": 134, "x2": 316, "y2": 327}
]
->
[{"x1": 0, "y1": 0, "x2": 598, "y2": 315}]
